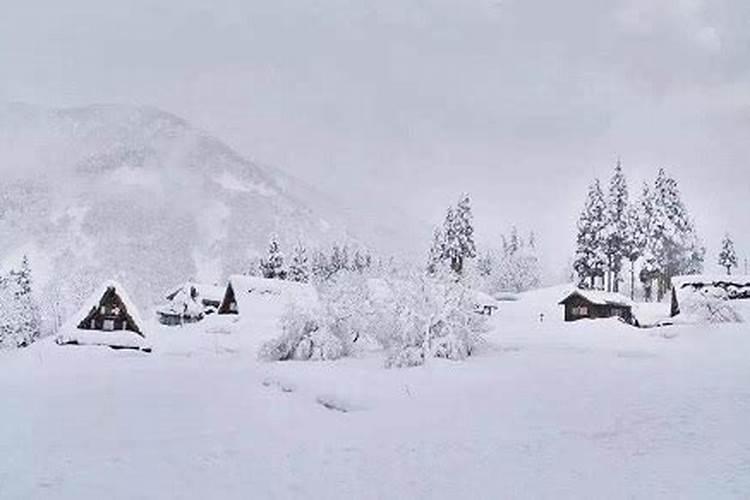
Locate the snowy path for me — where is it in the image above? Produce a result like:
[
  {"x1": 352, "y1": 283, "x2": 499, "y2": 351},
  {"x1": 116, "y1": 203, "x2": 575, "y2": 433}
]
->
[{"x1": 1, "y1": 295, "x2": 749, "y2": 499}]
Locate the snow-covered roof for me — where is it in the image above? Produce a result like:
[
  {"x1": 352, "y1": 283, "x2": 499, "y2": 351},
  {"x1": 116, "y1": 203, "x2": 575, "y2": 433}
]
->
[
  {"x1": 61, "y1": 280, "x2": 145, "y2": 335},
  {"x1": 165, "y1": 282, "x2": 225, "y2": 303},
  {"x1": 672, "y1": 275, "x2": 750, "y2": 288},
  {"x1": 559, "y1": 289, "x2": 632, "y2": 308},
  {"x1": 224, "y1": 275, "x2": 321, "y2": 315}
]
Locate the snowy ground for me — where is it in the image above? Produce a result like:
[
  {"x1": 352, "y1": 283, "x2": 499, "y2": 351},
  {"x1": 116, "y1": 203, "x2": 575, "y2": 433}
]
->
[{"x1": 2, "y1": 287, "x2": 749, "y2": 499}]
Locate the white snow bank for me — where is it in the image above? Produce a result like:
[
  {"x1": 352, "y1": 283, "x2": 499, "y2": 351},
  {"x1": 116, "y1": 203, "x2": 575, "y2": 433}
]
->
[{"x1": 56, "y1": 329, "x2": 151, "y2": 351}]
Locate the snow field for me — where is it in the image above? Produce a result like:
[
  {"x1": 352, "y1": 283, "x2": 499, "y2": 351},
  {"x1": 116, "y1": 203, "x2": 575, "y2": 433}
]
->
[{"x1": 1, "y1": 287, "x2": 749, "y2": 499}]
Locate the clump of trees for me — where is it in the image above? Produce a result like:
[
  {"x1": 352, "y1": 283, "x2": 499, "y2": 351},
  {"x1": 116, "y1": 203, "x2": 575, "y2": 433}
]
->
[
  {"x1": 254, "y1": 235, "x2": 373, "y2": 284},
  {"x1": 477, "y1": 227, "x2": 541, "y2": 295},
  {"x1": 574, "y1": 162, "x2": 704, "y2": 301},
  {"x1": 260, "y1": 194, "x2": 488, "y2": 368},
  {"x1": 0, "y1": 255, "x2": 42, "y2": 349}
]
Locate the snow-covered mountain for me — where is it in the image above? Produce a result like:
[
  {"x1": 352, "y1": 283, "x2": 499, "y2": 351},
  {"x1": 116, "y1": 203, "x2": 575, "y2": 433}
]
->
[{"x1": 0, "y1": 103, "x2": 423, "y2": 311}]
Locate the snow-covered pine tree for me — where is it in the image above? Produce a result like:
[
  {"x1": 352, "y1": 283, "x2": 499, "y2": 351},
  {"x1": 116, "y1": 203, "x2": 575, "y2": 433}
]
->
[
  {"x1": 329, "y1": 244, "x2": 349, "y2": 275},
  {"x1": 260, "y1": 235, "x2": 287, "y2": 280},
  {"x1": 443, "y1": 194, "x2": 477, "y2": 275},
  {"x1": 311, "y1": 250, "x2": 331, "y2": 282},
  {"x1": 507, "y1": 226, "x2": 521, "y2": 256},
  {"x1": 604, "y1": 160, "x2": 629, "y2": 292},
  {"x1": 288, "y1": 241, "x2": 311, "y2": 283},
  {"x1": 637, "y1": 182, "x2": 659, "y2": 301},
  {"x1": 650, "y1": 169, "x2": 704, "y2": 299},
  {"x1": 6, "y1": 256, "x2": 41, "y2": 347},
  {"x1": 718, "y1": 233, "x2": 738, "y2": 276},
  {"x1": 477, "y1": 251, "x2": 493, "y2": 278},
  {"x1": 352, "y1": 250, "x2": 369, "y2": 273},
  {"x1": 573, "y1": 179, "x2": 608, "y2": 289},
  {"x1": 623, "y1": 203, "x2": 643, "y2": 299},
  {"x1": 426, "y1": 227, "x2": 446, "y2": 275}
]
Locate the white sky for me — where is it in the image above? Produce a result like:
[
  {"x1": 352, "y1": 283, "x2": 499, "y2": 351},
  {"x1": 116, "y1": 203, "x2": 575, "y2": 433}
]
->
[{"x1": 2, "y1": 0, "x2": 749, "y2": 276}]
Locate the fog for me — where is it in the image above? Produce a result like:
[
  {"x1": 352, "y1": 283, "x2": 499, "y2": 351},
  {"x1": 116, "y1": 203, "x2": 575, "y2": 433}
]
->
[{"x1": 2, "y1": 0, "x2": 748, "y2": 275}]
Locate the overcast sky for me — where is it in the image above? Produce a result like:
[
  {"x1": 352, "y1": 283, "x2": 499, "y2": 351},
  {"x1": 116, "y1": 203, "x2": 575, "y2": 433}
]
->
[{"x1": 2, "y1": 0, "x2": 749, "y2": 276}]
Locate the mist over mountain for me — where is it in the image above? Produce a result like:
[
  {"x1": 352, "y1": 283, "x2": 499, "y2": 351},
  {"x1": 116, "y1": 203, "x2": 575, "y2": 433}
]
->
[{"x1": 0, "y1": 103, "x2": 425, "y2": 312}]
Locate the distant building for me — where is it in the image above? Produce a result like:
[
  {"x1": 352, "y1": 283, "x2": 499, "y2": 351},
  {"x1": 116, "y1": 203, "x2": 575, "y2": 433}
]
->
[
  {"x1": 671, "y1": 275, "x2": 750, "y2": 317},
  {"x1": 217, "y1": 275, "x2": 320, "y2": 317},
  {"x1": 157, "y1": 282, "x2": 225, "y2": 326},
  {"x1": 559, "y1": 289, "x2": 634, "y2": 325}
]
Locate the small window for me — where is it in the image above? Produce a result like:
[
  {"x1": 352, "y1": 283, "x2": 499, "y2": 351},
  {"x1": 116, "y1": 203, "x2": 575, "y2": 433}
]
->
[
  {"x1": 572, "y1": 305, "x2": 589, "y2": 316},
  {"x1": 103, "y1": 319, "x2": 115, "y2": 331}
]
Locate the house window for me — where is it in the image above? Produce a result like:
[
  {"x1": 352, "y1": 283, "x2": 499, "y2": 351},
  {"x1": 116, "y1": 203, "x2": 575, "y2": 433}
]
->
[
  {"x1": 572, "y1": 305, "x2": 589, "y2": 316},
  {"x1": 103, "y1": 319, "x2": 115, "y2": 331}
]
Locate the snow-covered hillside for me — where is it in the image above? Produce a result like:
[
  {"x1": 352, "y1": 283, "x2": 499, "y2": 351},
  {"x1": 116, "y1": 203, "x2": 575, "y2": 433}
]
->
[
  {"x1": 0, "y1": 103, "x2": 423, "y2": 312},
  {"x1": 1, "y1": 287, "x2": 747, "y2": 499}
]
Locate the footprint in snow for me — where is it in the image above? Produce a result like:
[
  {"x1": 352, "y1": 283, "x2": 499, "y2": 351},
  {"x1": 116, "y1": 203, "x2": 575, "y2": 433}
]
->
[
  {"x1": 261, "y1": 376, "x2": 296, "y2": 393},
  {"x1": 315, "y1": 395, "x2": 363, "y2": 413}
]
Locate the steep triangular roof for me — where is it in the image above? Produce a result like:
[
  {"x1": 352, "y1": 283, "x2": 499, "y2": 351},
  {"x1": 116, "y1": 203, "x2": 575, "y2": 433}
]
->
[{"x1": 62, "y1": 280, "x2": 145, "y2": 336}]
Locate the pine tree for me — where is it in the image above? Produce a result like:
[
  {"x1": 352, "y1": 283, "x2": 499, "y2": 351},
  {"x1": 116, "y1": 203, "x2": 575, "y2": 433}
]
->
[
  {"x1": 330, "y1": 244, "x2": 348, "y2": 275},
  {"x1": 637, "y1": 182, "x2": 659, "y2": 301},
  {"x1": 288, "y1": 242, "x2": 311, "y2": 283},
  {"x1": 426, "y1": 227, "x2": 445, "y2": 275},
  {"x1": 573, "y1": 179, "x2": 608, "y2": 289},
  {"x1": 5, "y1": 256, "x2": 41, "y2": 347},
  {"x1": 260, "y1": 235, "x2": 287, "y2": 279},
  {"x1": 623, "y1": 203, "x2": 643, "y2": 299},
  {"x1": 443, "y1": 194, "x2": 477, "y2": 275},
  {"x1": 650, "y1": 169, "x2": 704, "y2": 299},
  {"x1": 311, "y1": 250, "x2": 331, "y2": 282},
  {"x1": 718, "y1": 233, "x2": 738, "y2": 276},
  {"x1": 352, "y1": 250, "x2": 369, "y2": 273},
  {"x1": 604, "y1": 160, "x2": 629, "y2": 292}
]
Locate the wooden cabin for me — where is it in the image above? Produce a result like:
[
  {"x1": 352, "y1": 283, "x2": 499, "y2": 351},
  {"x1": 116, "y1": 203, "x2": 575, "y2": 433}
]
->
[{"x1": 559, "y1": 289, "x2": 634, "y2": 325}]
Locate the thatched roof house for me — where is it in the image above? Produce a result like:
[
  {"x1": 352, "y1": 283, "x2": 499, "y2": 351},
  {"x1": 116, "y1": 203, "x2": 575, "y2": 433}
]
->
[{"x1": 56, "y1": 280, "x2": 150, "y2": 351}]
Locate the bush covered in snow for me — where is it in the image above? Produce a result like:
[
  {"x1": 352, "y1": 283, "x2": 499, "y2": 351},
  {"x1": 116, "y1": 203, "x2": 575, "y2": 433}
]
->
[
  {"x1": 382, "y1": 267, "x2": 488, "y2": 368},
  {"x1": 259, "y1": 266, "x2": 488, "y2": 367},
  {"x1": 678, "y1": 288, "x2": 743, "y2": 324},
  {"x1": 258, "y1": 305, "x2": 345, "y2": 362}
]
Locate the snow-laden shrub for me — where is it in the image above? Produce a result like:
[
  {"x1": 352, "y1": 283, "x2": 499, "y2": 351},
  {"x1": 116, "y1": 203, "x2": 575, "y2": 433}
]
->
[
  {"x1": 383, "y1": 267, "x2": 488, "y2": 368},
  {"x1": 258, "y1": 305, "x2": 344, "y2": 362},
  {"x1": 679, "y1": 288, "x2": 743, "y2": 323}
]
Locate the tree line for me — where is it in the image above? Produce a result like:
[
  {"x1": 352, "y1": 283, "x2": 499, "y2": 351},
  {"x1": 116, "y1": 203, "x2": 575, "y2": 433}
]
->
[
  {"x1": 252, "y1": 235, "x2": 374, "y2": 284},
  {"x1": 573, "y1": 162, "x2": 705, "y2": 301}
]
